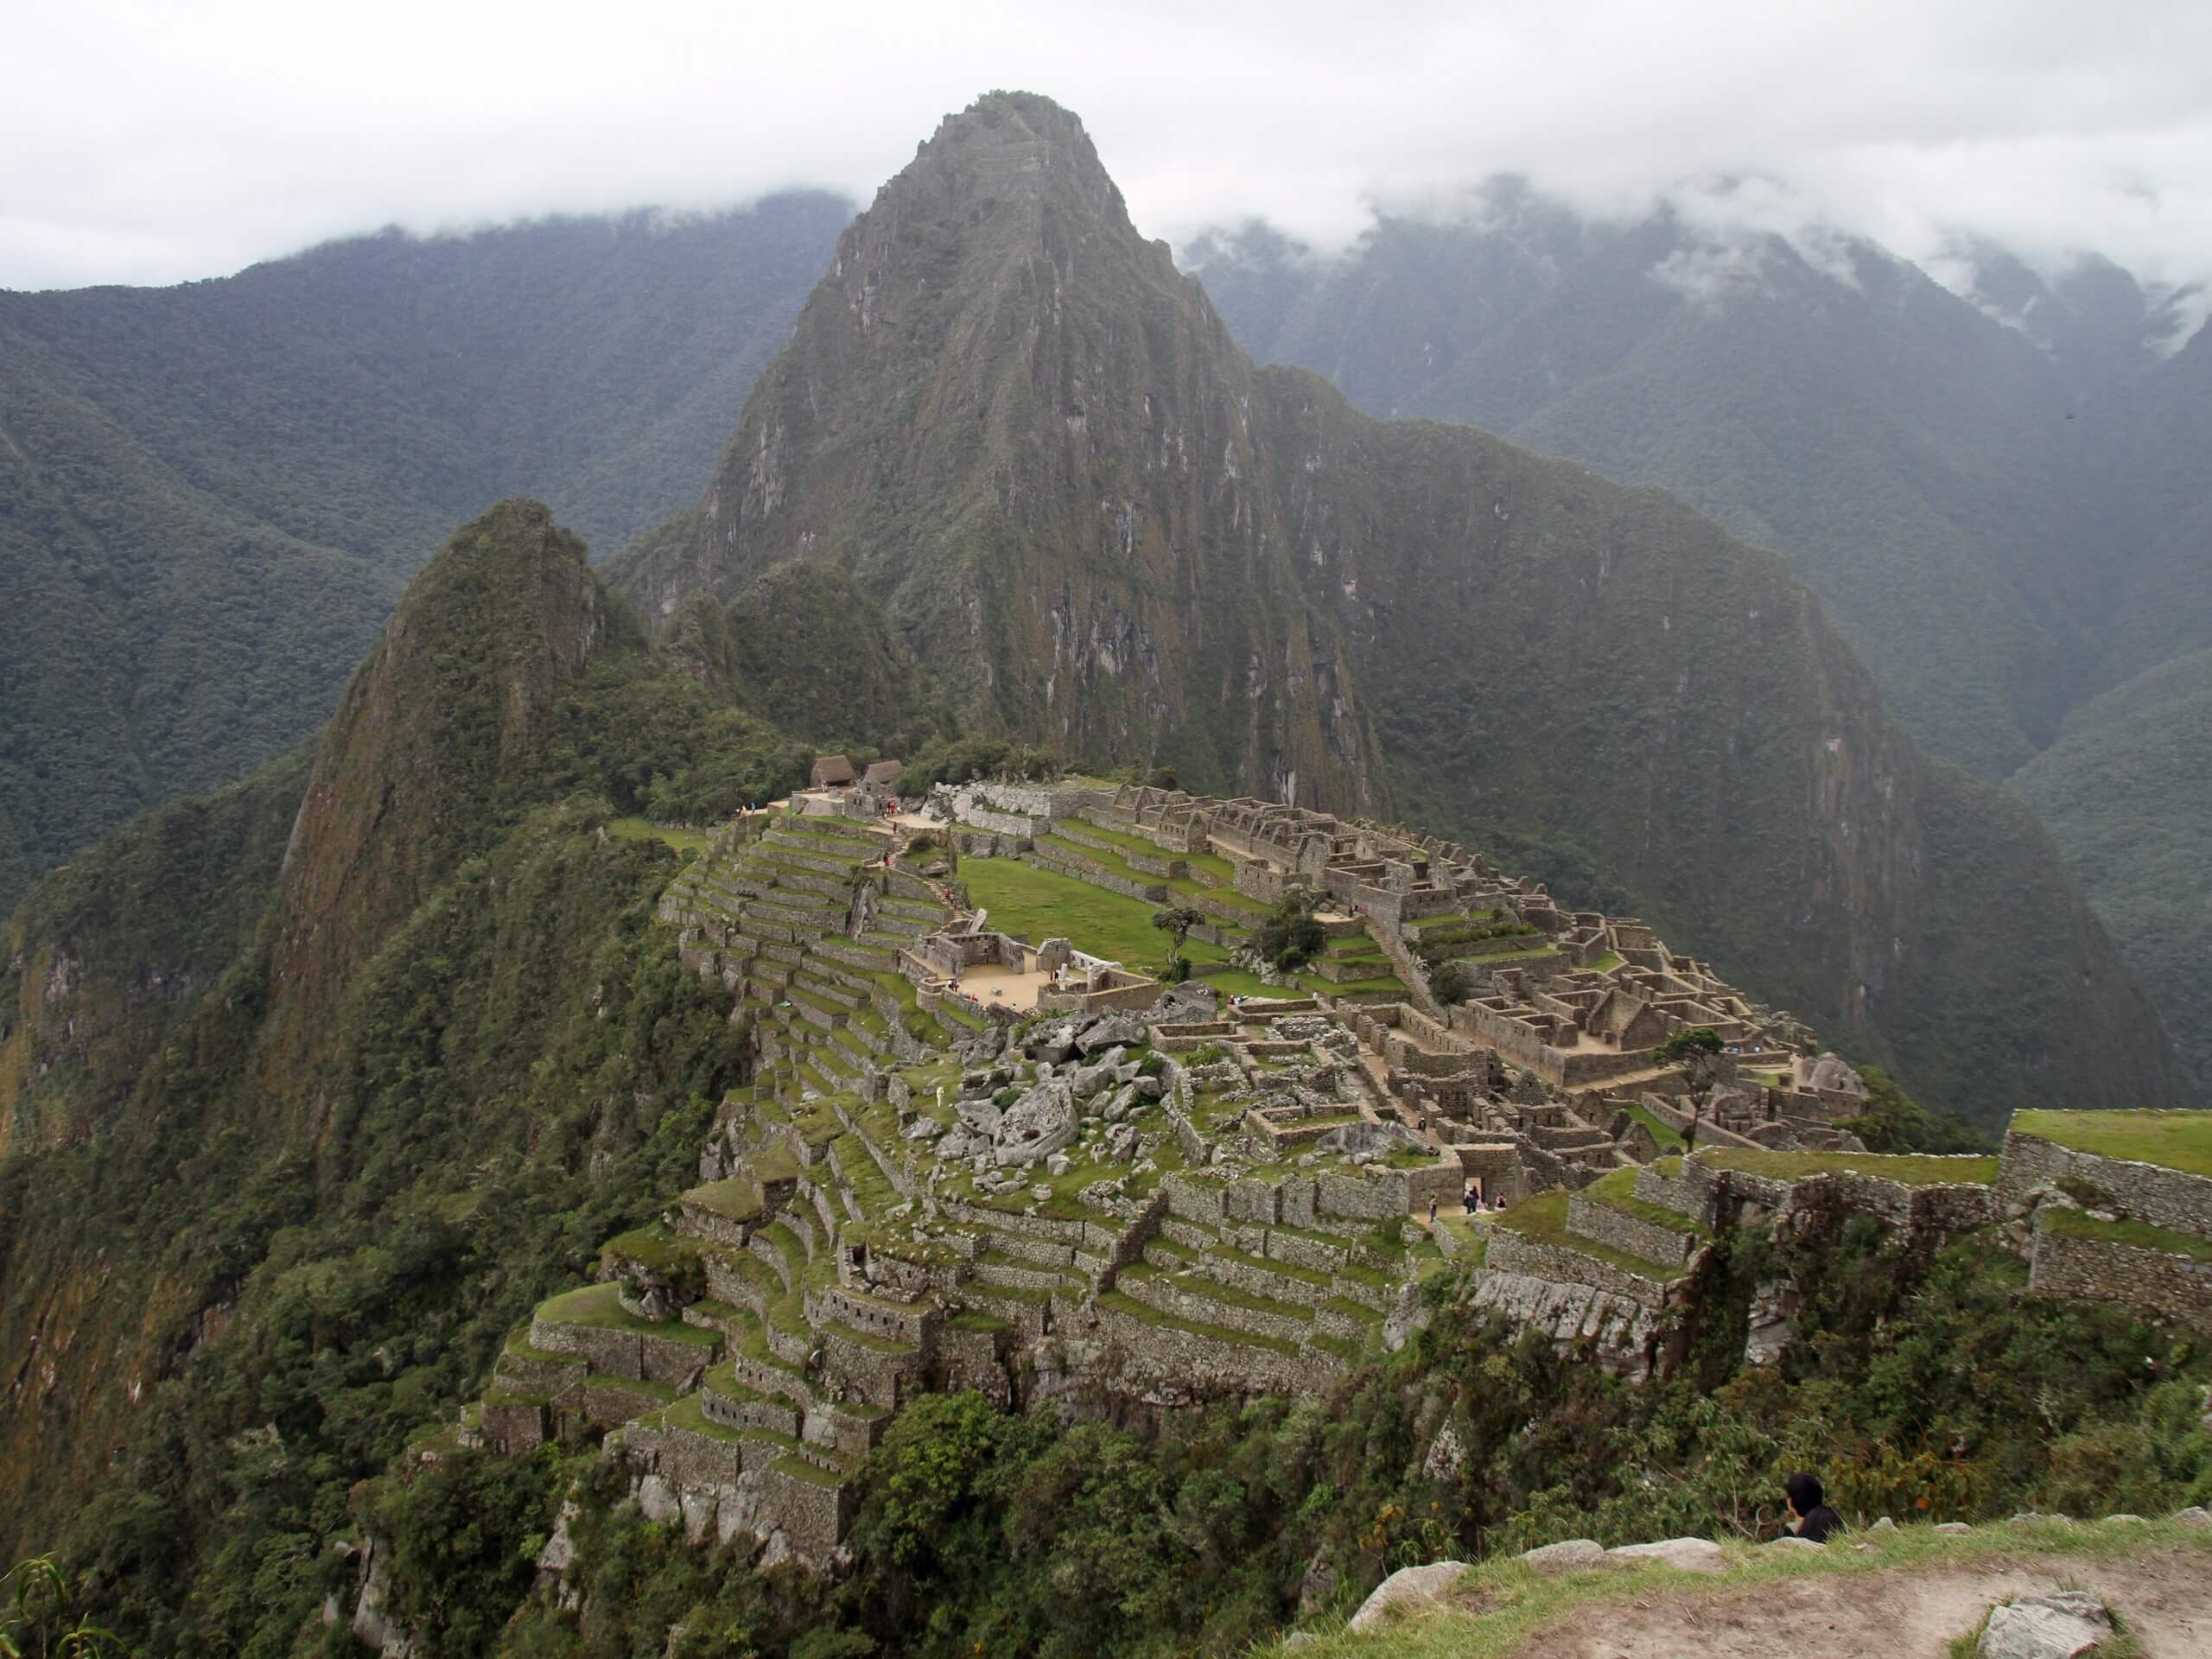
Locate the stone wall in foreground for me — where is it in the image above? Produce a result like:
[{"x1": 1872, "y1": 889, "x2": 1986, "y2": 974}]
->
[
  {"x1": 1998, "y1": 1132, "x2": 2212, "y2": 1242},
  {"x1": 2029, "y1": 1224, "x2": 2212, "y2": 1337}
]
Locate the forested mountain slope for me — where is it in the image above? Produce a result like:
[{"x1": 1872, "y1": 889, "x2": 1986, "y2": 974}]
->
[
  {"x1": 1185, "y1": 194, "x2": 2212, "y2": 1098},
  {"x1": 0, "y1": 195, "x2": 849, "y2": 916},
  {"x1": 2014, "y1": 646, "x2": 2212, "y2": 1095},
  {"x1": 1185, "y1": 199, "x2": 2204, "y2": 780},
  {"x1": 0, "y1": 500, "x2": 819, "y2": 1644},
  {"x1": 612, "y1": 92, "x2": 2183, "y2": 1126}
]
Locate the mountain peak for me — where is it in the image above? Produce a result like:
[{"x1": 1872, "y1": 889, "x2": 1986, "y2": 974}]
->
[{"x1": 264, "y1": 499, "x2": 624, "y2": 1092}]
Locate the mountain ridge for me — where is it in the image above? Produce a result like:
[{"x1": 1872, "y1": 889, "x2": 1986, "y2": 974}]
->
[{"x1": 611, "y1": 90, "x2": 2184, "y2": 1124}]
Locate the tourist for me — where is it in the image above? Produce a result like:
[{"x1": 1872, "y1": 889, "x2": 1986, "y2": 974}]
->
[
  {"x1": 1767, "y1": 1473, "x2": 1846, "y2": 1543},
  {"x1": 1427, "y1": 1197, "x2": 1438, "y2": 1228}
]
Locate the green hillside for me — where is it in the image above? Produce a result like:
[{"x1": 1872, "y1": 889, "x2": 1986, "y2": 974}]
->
[
  {"x1": 0, "y1": 500, "x2": 834, "y2": 1639},
  {"x1": 0, "y1": 195, "x2": 849, "y2": 918},
  {"x1": 2014, "y1": 647, "x2": 2212, "y2": 1095},
  {"x1": 1185, "y1": 196, "x2": 2132, "y2": 779}
]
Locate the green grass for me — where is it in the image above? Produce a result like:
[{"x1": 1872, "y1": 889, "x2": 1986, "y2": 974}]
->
[
  {"x1": 773, "y1": 1453, "x2": 849, "y2": 1489},
  {"x1": 605, "y1": 817, "x2": 710, "y2": 853},
  {"x1": 1491, "y1": 1191, "x2": 1683, "y2": 1281},
  {"x1": 1588, "y1": 950, "x2": 1624, "y2": 973},
  {"x1": 532, "y1": 1282, "x2": 720, "y2": 1343},
  {"x1": 1094, "y1": 1289, "x2": 1300, "y2": 1357},
  {"x1": 2042, "y1": 1205, "x2": 2212, "y2": 1262},
  {"x1": 1694, "y1": 1149, "x2": 1999, "y2": 1186},
  {"x1": 1624, "y1": 1103, "x2": 1685, "y2": 1149},
  {"x1": 681, "y1": 1177, "x2": 762, "y2": 1223},
  {"x1": 1583, "y1": 1166, "x2": 1708, "y2": 1237},
  {"x1": 600, "y1": 1224, "x2": 703, "y2": 1277},
  {"x1": 1065, "y1": 817, "x2": 1170, "y2": 859},
  {"x1": 960, "y1": 856, "x2": 1247, "y2": 979},
  {"x1": 2012, "y1": 1109, "x2": 2212, "y2": 1179}
]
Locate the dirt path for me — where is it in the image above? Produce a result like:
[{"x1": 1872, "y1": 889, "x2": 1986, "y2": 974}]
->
[{"x1": 1505, "y1": 1548, "x2": 2212, "y2": 1657}]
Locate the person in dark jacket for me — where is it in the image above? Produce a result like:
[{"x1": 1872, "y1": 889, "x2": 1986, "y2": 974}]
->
[{"x1": 1768, "y1": 1472, "x2": 1847, "y2": 1543}]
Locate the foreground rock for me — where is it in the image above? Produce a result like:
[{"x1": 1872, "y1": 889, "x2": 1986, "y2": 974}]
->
[
  {"x1": 1346, "y1": 1560, "x2": 1470, "y2": 1632},
  {"x1": 1978, "y1": 1591, "x2": 2111, "y2": 1659},
  {"x1": 1606, "y1": 1536, "x2": 1728, "y2": 1574}
]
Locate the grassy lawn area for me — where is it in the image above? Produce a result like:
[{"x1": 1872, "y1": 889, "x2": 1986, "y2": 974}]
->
[
  {"x1": 533, "y1": 1282, "x2": 720, "y2": 1343},
  {"x1": 607, "y1": 817, "x2": 709, "y2": 853},
  {"x1": 962, "y1": 857, "x2": 1273, "y2": 995},
  {"x1": 1588, "y1": 950, "x2": 1624, "y2": 973},
  {"x1": 1624, "y1": 1103, "x2": 1685, "y2": 1149},
  {"x1": 2042, "y1": 1204, "x2": 2212, "y2": 1262},
  {"x1": 1492, "y1": 1191, "x2": 1683, "y2": 1281},
  {"x1": 1695, "y1": 1149, "x2": 1999, "y2": 1186},
  {"x1": 2012, "y1": 1109, "x2": 2212, "y2": 1179},
  {"x1": 1583, "y1": 1166, "x2": 1708, "y2": 1236}
]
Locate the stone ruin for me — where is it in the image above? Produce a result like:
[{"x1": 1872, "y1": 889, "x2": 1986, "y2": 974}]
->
[{"x1": 449, "y1": 781, "x2": 1984, "y2": 1569}]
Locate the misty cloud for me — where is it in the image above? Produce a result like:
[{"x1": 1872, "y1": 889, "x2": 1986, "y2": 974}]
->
[{"x1": 5, "y1": 0, "x2": 2210, "y2": 296}]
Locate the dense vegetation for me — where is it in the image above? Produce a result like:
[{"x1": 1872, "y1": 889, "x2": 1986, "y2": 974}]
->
[
  {"x1": 0, "y1": 194, "x2": 849, "y2": 918},
  {"x1": 2014, "y1": 647, "x2": 2212, "y2": 1092},
  {"x1": 0, "y1": 503, "x2": 896, "y2": 1652},
  {"x1": 324, "y1": 1217, "x2": 2210, "y2": 1659}
]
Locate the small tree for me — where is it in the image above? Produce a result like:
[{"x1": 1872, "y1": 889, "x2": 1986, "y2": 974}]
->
[
  {"x1": 1427, "y1": 960, "x2": 1472, "y2": 1006},
  {"x1": 1251, "y1": 890, "x2": 1325, "y2": 973},
  {"x1": 1152, "y1": 906, "x2": 1204, "y2": 956},
  {"x1": 1659, "y1": 1026, "x2": 1726, "y2": 1090}
]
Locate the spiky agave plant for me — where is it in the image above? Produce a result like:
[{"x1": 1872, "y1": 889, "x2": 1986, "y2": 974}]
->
[{"x1": 1, "y1": 1557, "x2": 123, "y2": 1659}]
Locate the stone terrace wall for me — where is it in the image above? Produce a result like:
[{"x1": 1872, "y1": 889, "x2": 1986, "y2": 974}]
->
[
  {"x1": 1634, "y1": 1165, "x2": 1704, "y2": 1222},
  {"x1": 1485, "y1": 1227, "x2": 1673, "y2": 1309},
  {"x1": 1681, "y1": 1160, "x2": 1997, "y2": 1237},
  {"x1": 1998, "y1": 1133, "x2": 2212, "y2": 1242},
  {"x1": 1078, "y1": 1296, "x2": 1330, "y2": 1396},
  {"x1": 1567, "y1": 1194, "x2": 1700, "y2": 1267},
  {"x1": 2031, "y1": 1224, "x2": 2212, "y2": 1337}
]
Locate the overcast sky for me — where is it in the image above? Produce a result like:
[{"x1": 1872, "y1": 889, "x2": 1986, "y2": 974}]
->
[{"x1": 7, "y1": 0, "x2": 2211, "y2": 296}]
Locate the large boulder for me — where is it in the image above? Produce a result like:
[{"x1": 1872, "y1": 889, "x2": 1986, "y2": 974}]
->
[
  {"x1": 993, "y1": 1078, "x2": 1078, "y2": 1167},
  {"x1": 1345, "y1": 1560, "x2": 1468, "y2": 1633},
  {"x1": 1520, "y1": 1539, "x2": 1604, "y2": 1571},
  {"x1": 1605, "y1": 1537, "x2": 1727, "y2": 1574},
  {"x1": 1076, "y1": 1014, "x2": 1145, "y2": 1054},
  {"x1": 1978, "y1": 1592, "x2": 2110, "y2": 1659}
]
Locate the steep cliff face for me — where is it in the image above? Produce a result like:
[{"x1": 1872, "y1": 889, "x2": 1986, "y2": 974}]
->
[
  {"x1": 0, "y1": 758, "x2": 304, "y2": 1158},
  {"x1": 264, "y1": 499, "x2": 626, "y2": 1096},
  {"x1": 614, "y1": 92, "x2": 2180, "y2": 1122},
  {"x1": 612, "y1": 93, "x2": 1377, "y2": 812}
]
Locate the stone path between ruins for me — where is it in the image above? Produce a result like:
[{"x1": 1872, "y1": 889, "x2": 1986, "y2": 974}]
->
[{"x1": 1497, "y1": 1548, "x2": 2211, "y2": 1657}]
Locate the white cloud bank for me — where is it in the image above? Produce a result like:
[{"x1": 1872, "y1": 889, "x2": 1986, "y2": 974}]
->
[{"x1": 5, "y1": 0, "x2": 2209, "y2": 294}]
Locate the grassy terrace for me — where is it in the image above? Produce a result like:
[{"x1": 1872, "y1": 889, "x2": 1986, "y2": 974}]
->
[
  {"x1": 2042, "y1": 1205, "x2": 2212, "y2": 1262},
  {"x1": 533, "y1": 1282, "x2": 721, "y2": 1344},
  {"x1": 1582, "y1": 1166, "x2": 1708, "y2": 1237},
  {"x1": 1694, "y1": 1149, "x2": 1999, "y2": 1186},
  {"x1": 1492, "y1": 1190, "x2": 1683, "y2": 1281},
  {"x1": 1624, "y1": 1103, "x2": 1685, "y2": 1149},
  {"x1": 957, "y1": 857, "x2": 1279, "y2": 996},
  {"x1": 607, "y1": 817, "x2": 711, "y2": 854},
  {"x1": 1063, "y1": 817, "x2": 1171, "y2": 860},
  {"x1": 682, "y1": 1177, "x2": 763, "y2": 1222},
  {"x1": 2011, "y1": 1109, "x2": 2212, "y2": 1179},
  {"x1": 601, "y1": 1224, "x2": 702, "y2": 1277},
  {"x1": 1095, "y1": 1289, "x2": 1300, "y2": 1356}
]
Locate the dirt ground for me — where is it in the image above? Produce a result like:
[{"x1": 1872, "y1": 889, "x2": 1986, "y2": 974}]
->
[{"x1": 1502, "y1": 1547, "x2": 2212, "y2": 1657}]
